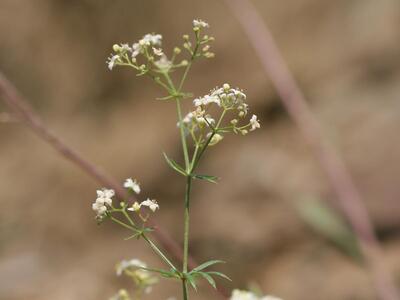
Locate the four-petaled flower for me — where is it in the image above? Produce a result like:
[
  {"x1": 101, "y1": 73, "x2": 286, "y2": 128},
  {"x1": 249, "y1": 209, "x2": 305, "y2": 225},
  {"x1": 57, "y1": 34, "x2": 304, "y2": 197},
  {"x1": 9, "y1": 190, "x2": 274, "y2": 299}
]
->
[
  {"x1": 140, "y1": 198, "x2": 159, "y2": 212},
  {"x1": 107, "y1": 55, "x2": 120, "y2": 70},
  {"x1": 193, "y1": 19, "x2": 209, "y2": 28},
  {"x1": 249, "y1": 114, "x2": 260, "y2": 131},
  {"x1": 124, "y1": 178, "x2": 141, "y2": 194}
]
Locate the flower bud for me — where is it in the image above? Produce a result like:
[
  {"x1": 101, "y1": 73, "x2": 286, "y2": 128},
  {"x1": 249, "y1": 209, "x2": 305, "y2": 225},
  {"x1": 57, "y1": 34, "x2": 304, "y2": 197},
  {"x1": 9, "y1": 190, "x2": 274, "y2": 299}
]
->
[
  {"x1": 231, "y1": 119, "x2": 238, "y2": 125},
  {"x1": 174, "y1": 47, "x2": 181, "y2": 54},
  {"x1": 209, "y1": 133, "x2": 224, "y2": 146},
  {"x1": 181, "y1": 60, "x2": 189, "y2": 66},
  {"x1": 183, "y1": 34, "x2": 189, "y2": 40},
  {"x1": 202, "y1": 45, "x2": 210, "y2": 52},
  {"x1": 241, "y1": 129, "x2": 248, "y2": 135},
  {"x1": 239, "y1": 111, "x2": 245, "y2": 118},
  {"x1": 223, "y1": 83, "x2": 230, "y2": 91},
  {"x1": 113, "y1": 44, "x2": 121, "y2": 52},
  {"x1": 204, "y1": 52, "x2": 214, "y2": 58}
]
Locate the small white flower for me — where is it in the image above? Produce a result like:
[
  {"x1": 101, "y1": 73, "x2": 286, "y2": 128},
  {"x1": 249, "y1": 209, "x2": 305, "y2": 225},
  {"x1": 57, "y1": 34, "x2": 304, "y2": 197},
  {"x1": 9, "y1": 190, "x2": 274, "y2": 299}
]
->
[
  {"x1": 96, "y1": 188, "x2": 114, "y2": 206},
  {"x1": 230, "y1": 290, "x2": 258, "y2": 300},
  {"x1": 260, "y1": 297, "x2": 283, "y2": 300},
  {"x1": 127, "y1": 201, "x2": 141, "y2": 212},
  {"x1": 230, "y1": 290, "x2": 282, "y2": 300},
  {"x1": 92, "y1": 202, "x2": 107, "y2": 216},
  {"x1": 193, "y1": 94, "x2": 220, "y2": 107},
  {"x1": 193, "y1": 19, "x2": 209, "y2": 28},
  {"x1": 152, "y1": 47, "x2": 164, "y2": 56},
  {"x1": 131, "y1": 42, "x2": 141, "y2": 58},
  {"x1": 120, "y1": 43, "x2": 131, "y2": 52},
  {"x1": 154, "y1": 55, "x2": 172, "y2": 72},
  {"x1": 116, "y1": 259, "x2": 146, "y2": 276},
  {"x1": 107, "y1": 54, "x2": 120, "y2": 70},
  {"x1": 92, "y1": 188, "x2": 114, "y2": 217},
  {"x1": 124, "y1": 178, "x2": 141, "y2": 194},
  {"x1": 142, "y1": 33, "x2": 162, "y2": 46},
  {"x1": 140, "y1": 198, "x2": 159, "y2": 212},
  {"x1": 249, "y1": 114, "x2": 260, "y2": 131}
]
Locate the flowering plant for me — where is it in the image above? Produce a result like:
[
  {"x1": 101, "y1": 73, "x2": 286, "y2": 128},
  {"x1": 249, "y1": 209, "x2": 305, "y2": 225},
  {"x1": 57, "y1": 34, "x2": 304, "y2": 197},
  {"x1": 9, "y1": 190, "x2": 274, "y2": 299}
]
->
[{"x1": 93, "y1": 19, "x2": 277, "y2": 300}]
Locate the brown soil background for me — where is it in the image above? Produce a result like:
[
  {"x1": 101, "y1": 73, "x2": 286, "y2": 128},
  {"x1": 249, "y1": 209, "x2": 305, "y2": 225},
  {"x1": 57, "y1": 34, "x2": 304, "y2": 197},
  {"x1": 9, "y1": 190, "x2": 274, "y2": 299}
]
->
[{"x1": 1, "y1": 0, "x2": 400, "y2": 299}]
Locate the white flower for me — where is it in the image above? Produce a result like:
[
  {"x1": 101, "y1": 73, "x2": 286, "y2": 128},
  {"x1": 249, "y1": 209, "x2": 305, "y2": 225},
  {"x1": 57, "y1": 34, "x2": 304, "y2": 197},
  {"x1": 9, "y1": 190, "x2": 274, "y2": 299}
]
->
[
  {"x1": 131, "y1": 42, "x2": 141, "y2": 58},
  {"x1": 142, "y1": 33, "x2": 162, "y2": 46},
  {"x1": 92, "y1": 188, "x2": 114, "y2": 217},
  {"x1": 96, "y1": 188, "x2": 114, "y2": 206},
  {"x1": 92, "y1": 202, "x2": 107, "y2": 216},
  {"x1": 230, "y1": 290, "x2": 258, "y2": 300},
  {"x1": 117, "y1": 258, "x2": 146, "y2": 276},
  {"x1": 154, "y1": 55, "x2": 172, "y2": 72},
  {"x1": 140, "y1": 198, "x2": 159, "y2": 212},
  {"x1": 193, "y1": 94, "x2": 220, "y2": 107},
  {"x1": 127, "y1": 201, "x2": 141, "y2": 212},
  {"x1": 230, "y1": 290, "x2": 282, "y2": 300},
  {"x1": 249, "y1": 114, "x2": 260, "y2": 131},
  {"x1": 124, "y1": 178, "x2": 141, "y2": 194},
  {"x1": 193, "y1": 19, "x2": 209, "y2": 28},
  {"x1": 107, "y1": 54, "x2": 120, "y2": 70},
  {"x1": 152, "y1": 47, "x2": 164, "y2": 56}
]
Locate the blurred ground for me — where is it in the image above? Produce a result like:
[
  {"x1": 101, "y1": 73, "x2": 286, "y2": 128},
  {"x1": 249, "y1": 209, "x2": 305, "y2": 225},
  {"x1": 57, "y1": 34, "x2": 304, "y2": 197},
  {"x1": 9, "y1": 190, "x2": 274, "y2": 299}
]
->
[{"x1": 1, "y1": 0, "x2": 400, "y2": 299}]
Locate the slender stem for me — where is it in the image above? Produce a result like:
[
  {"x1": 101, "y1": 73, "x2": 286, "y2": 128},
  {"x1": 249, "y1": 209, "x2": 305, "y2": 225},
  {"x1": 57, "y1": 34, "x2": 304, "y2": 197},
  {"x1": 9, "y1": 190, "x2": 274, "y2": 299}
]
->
[
  {"x1": 182, "y1": 176, "x2": 193, "y2": 273},
  {"x1": 182, "y1": 279, "x2": 189, "y2": 300},
  {"x1": 110, "y1": 216, "x2": 135, "y2": 231},
  {"x1": 141, "y1": 234, "x2": 178, "y2": 271},
  {"x1": 181, "y1": 175, "x2": 192, "y2": 300},
  {"x1": 176, "y1": 98, "x2": 190, "y2": 169}
]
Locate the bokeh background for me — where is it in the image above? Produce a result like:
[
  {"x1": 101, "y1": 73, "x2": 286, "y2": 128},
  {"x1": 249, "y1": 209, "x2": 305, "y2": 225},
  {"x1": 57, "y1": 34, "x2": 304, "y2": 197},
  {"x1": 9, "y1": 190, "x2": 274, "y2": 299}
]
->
[{"x1": 1, "y1": 0, "x2": 400, "y2": 299}]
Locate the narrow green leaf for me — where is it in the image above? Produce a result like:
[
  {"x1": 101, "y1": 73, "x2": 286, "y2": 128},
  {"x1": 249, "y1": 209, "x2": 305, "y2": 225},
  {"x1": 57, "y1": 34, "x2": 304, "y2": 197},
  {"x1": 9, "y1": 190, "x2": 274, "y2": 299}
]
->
[
  {"x1": 124, "y1": 232, "x2": 141, "y2": 240},
  {"x1": 163, "y1": 152, "x2": 187, "y2": 176},
  {"x1": 206, "y1": 271, "x2": 232, "y2": 281},
  {"x1": 192, "y1": 174, "x2": 219, "y2": 184},
  {"x1": 186, "y1": 274, "x2": 198, "y2": 291},
  {"x1": 156, "y1": 95, "x2": 175, "y2": 101},
  {"x1": 197, "y1": 272, "x2": 216, "y2": 289},
  {"x1": 137, "y1": 266, "x2": 179, "y2": 279},
  {"x1": 191, "y1": 260, "x2": 225, "y2": 272}
]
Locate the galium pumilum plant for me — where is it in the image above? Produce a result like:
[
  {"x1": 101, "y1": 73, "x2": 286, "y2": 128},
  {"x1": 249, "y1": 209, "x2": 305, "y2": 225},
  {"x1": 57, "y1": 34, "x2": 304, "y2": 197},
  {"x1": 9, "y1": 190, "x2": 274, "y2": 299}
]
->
[{"x1": 93, "y1": 19, "x2": 263, "y2": 300}]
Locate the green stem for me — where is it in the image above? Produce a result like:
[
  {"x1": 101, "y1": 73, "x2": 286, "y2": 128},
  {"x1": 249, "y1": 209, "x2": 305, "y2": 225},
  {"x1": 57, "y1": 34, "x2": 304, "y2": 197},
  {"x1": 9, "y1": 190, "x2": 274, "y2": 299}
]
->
[
  {"x1": 142, "y1": 234, "x2": 177, "y2": 271},
  {"x1": 182, "y1": 279, "x2": 189, "y2": 300},
  {"x1": 181, "y1": 176, "x2": 192, "y2": 300},
  {"x1": 176, "y1": 98, "x2": 190, "y2": 169},
  {"x1": 110, "y1": 216, "x2": 135, "y2": 231}
]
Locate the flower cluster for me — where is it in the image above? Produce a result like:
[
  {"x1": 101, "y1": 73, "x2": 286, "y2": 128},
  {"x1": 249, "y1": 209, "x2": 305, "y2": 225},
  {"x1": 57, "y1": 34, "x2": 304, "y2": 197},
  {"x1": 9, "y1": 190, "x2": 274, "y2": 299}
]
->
[
  {"x1": 115, "y1": 259, "x2": 157, "y2": 296},
  {"x1": 230, "y1": 290, "x2": 282, "y2": 300},
  {"x1": 180, "y1": 83, "x2": 260, "y2": 147},
  {"x1": 106, "y1": 20, "x2": 215, "y2": 87},
  {"x1": 109, "y1": 289, "x2": 130, "y2": 300},
  {"x1": 92, "y1": 178, "x2": 159, "y2": 221},
  {"x1": 92, "y1": 189, "x2": 114, "y2": 218}
]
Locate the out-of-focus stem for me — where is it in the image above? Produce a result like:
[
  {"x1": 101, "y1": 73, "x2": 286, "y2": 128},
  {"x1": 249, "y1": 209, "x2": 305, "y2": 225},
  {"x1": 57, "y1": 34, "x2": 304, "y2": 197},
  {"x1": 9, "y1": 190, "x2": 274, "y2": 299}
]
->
[{"x1": 224, "y1": 1, "x2": 399, "y2": 299}]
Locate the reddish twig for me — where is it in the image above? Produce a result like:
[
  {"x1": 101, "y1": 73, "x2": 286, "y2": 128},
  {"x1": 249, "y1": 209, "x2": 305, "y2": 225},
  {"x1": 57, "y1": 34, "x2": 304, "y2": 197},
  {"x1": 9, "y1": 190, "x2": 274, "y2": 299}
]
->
[
  {"x1": 224, "y1": 1, "x2": 399, "y2": 299},
  {"x1": 0, "y1": 71, "x2": 229, "y2": 298}
]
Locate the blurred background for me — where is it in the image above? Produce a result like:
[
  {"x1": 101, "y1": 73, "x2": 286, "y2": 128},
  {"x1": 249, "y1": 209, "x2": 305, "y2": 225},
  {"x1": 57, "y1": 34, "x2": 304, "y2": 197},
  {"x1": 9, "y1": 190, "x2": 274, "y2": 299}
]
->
[{"x1": 1, "y1": 0, "x2": 400, "y2": 299}]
